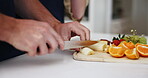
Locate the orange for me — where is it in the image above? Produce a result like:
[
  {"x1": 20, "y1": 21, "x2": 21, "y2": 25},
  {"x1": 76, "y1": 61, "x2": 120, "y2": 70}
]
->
[
  {"x1": 135, "y1": 43, "x2": 143, "y2": 47},
  {"x1": 135, "y1": 43, "x2": 148, "y2": 47},
  {"x1": 136, "y1": 45, "x2": 148, "y2": 57},
  {"x1": 109, "y1": 46, "x2": 125, "y2": 58},
  {"x1": 125, "y1": 48, "x2": 139, "y2": 59},
  {"x1": 118, "y1": 41, "x2": 129, "y2": 50},
  {"x1": 125, "y1": 42, "x2": 135, "y2": 49},
  {"x1": 110, "y1": 44, "x2": 117, "y2": 47},
  {"x1": 118, "y1": 41, "x2": 135, "y2": 49}
]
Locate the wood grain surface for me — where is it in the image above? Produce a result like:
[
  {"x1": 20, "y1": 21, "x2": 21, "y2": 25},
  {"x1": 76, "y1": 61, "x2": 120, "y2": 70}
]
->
[{"x1": 73, "y1": 52, "x2": 148, "y2": 64}]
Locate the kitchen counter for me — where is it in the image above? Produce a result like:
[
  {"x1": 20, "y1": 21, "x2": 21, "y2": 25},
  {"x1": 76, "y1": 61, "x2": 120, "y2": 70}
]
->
[{"x1": 0, "y1": 33, "x2": 148, "y2": 78}]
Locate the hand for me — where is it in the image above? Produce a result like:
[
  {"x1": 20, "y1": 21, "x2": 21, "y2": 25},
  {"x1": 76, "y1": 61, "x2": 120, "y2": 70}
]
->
[
  {"x1": 5, "y1": 19, "x2": 64, "y2": 56},
  {"x1": 54, "y1": 21, "x2": 90, "y2": 41}
]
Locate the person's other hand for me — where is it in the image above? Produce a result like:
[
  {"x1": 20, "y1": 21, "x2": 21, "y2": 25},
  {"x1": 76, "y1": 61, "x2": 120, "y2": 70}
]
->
[
  {"x1": 54, "y1": 21, "x2": 90, "y2": 41},
  {"x1": 7, "y1": 19, "x2": 64, "y2": 56}
]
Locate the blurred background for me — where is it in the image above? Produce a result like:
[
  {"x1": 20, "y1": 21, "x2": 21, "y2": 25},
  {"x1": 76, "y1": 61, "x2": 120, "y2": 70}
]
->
[{"x1": 64, "y1": 0, "x2": 148, "y2": 35}]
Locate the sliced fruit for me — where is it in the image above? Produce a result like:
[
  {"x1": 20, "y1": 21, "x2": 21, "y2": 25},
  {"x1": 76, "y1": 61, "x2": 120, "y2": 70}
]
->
[
  {"x1": 125, "y1": 42, "x2": 135, "y2": 49},
  {"x1": 100, "y1": 39, "x2": 111, "y2": 45},
  {"x1": 104, "y1": 45, "x2": 110, "y2": 52},
  {"x1": 122, "y1": 35, "x2": 147, "y2": 44},
  {"x1": 110, "y1": 44, "x2": 117, "y2": 47},
  {"x1": 135, "y1": 43, "x2": 147, "y2": 47},
  {"x1": 139, "y1": 37, "x2": 147, "y2": 44},
  {"x1": 136, "y1": 45, "x2": 148, "y2": 57},
  {"x1": 88, "y1": 41, "x2": 108, "y2": 51},
  {"x1": 118, "y1": 41, "x2": 135, "y2": 49},
  {"x1": 135, "y1": 43, "x2": 143, "y2": 47},
  {"x1": 125, "y1": 48, "x2": 139, "y2": 59},
  {"x1": 119, "y1": 39, "x2": 125, "y2": 43},
  {"x1": 118, "y1": 41, "x2": 129, "y2": 50},
  {"x1": 109, "y1": 46, "x2": 125, "y2": 58},
  {"x1": 113, "y1": 40, "x2": 120, "y2": 46},
  {"x1": 80, "y1": 47, "x2": 94, "y2": 55}
]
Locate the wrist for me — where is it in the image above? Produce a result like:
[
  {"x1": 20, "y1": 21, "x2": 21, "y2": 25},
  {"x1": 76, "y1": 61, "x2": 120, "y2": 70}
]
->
[
  {"x1": 52, "y1": 22, "x2": 61, "y2": 31},
  {"x1": 0, "y1": 15, "x2": 17, "y2": 42}
]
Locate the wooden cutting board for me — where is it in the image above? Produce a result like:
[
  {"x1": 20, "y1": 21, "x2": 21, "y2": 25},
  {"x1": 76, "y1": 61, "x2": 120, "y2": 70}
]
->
[{"x1": 73, "y1": 52, "x2": 148, "y2": 64}]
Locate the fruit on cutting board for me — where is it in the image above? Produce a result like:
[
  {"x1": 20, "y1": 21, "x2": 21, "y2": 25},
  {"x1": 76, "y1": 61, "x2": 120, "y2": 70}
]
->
[
  {"x1": 136, "y1": 44, "x2": 148, "y2": 57},
  {"x1": 123, "y1": 35, "x2": 147, "y2": 44},
  {"x1": 125, "y1": 48, "x2": 139, "y2": 59},
  {"x1": 118, "y1": 41, "x2": 135, "y2": 49},
  {"x1": 109, "y1": 46, "x2": 125, "y2": 58},
  {"x1": 118, "y1": 41, "x2": 130, "y2": 50},
  {"x1": 88, "y1": 41, "x2": 108, "y2": 52},
  {"x1": 80, "y1": 47, "x2": 94, "y2": 55},
  {"x1": 78, "y1": 30, "x2": 148, "y2": 60},
  {"x1": 112, "y1": 34, "x2": 125, "y2": 46}
]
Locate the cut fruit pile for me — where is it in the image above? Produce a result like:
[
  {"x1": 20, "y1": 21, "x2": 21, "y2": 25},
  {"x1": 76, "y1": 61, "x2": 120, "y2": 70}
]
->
[
  {"x1": 79, "y1": 34, "x2": 148, "y2": 60},
  {"x1": 109, "y1": 41, "x2": 143, "y2": 59}
]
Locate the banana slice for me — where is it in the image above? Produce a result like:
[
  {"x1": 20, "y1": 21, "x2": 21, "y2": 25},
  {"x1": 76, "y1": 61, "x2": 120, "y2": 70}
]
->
[
  {"x1": 80, "y1": 47, "x2": 94, "y2": 55},
  {"x1": 88, "y1": 41, "x2": 108, "y2": 51},
  {"x1": 104, "y1": 45, "x2": 110, "y2": 52}
]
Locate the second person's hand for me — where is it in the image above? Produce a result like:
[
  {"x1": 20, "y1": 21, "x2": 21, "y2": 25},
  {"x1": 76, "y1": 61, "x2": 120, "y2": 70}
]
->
[{"x1": 54, "y1": 21, "x2": 90, "y2": 41}]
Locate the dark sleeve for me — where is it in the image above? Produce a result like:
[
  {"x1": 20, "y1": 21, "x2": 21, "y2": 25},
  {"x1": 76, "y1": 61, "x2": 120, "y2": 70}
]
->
[
  {"x1": 0, "y1": 0, "x2": 16, "y2": 17},
  {"x1": 39, "y1": 0, "x2": 64, "y2": 23},
  {"x1": 0, "y1": 41, "x2": 25, "y2": 62}
]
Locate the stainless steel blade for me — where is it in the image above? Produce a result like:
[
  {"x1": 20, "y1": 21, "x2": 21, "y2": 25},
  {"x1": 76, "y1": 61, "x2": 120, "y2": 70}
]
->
[{"x1": 64, "y1": 41, "x2": 98, "y2": 50}]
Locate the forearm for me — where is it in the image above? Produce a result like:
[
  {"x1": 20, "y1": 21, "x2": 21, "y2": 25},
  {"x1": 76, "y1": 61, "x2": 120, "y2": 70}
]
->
[
  {"x1": 71, "y1": 0, "x2": 86, "y2": 19},
  {"x1": 0, "y1": 14, "x2": 17, "y2": 42},
  {"x1": 14, "y1": 0, "x2": 61, "y2": 27}
]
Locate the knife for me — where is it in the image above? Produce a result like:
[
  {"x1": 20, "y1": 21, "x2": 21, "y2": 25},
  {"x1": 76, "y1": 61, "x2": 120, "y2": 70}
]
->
[{"x1": 64, "y1": 40, "x2": 98, "y2": 50}]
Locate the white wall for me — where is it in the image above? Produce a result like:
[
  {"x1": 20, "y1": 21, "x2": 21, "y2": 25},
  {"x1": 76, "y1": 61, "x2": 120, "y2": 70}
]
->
[
  {"x1": 81, "y1": 0, "x2": 148, "y2": 35},
  {"x1": 86, "y1": 0, "x2": 112, "y2": 33},
  {"x1": 147, "y1": 2, "x2": 148, "y2": 35},
  {"x1": 68, "y1": 0, "x2": 112, "y2": 34},
  {"x1": 132, "y1": 0, "x2": 148, "y2": 35}
]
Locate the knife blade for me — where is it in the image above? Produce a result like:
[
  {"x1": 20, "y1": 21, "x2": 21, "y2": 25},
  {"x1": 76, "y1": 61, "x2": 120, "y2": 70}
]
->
[{"x1": 64, "y1": 40, "x2": 98, "y2": 50}]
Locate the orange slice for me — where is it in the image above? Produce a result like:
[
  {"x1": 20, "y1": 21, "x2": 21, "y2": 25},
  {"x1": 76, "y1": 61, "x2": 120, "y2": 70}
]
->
[
  {"x1": 125, "y1": 48, "x2": 139, "y2": 59},
  {"x1": 125, "y1": 42, "x2": 135, "y2": 49},
  {"x1": 135, "y1": 43, "x2": 143, "y2": 47},
  {"x1": 109, "y1": 46, "x2": 125, "y2": 58},
  {"x1": 118, "y1": 41, "x2": 135, "y2": 49},
  {"x1": 118, "y1": 41, "x2": 129, "y2": 50},
  {"x1": 136, "y1": 45, "x2": 148, "y2": 57},
  {"x1": 135, "y1": 43, "x2": 148, "y2": 47}
]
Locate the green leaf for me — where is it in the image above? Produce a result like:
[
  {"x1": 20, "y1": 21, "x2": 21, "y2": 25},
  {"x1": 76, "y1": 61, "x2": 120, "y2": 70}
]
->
[
  {"x1": 122, "y1": 34, "x2": 125, "y2": 38},
  {"x1": 113, "y1": 37, "x2": 116, "y2": 40},
  {"x1": 118, "y1": 34, "x2": 121, "y2": 38}
]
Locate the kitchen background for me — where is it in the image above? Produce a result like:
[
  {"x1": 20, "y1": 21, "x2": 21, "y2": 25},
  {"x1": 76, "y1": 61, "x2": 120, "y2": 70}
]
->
[{"x1": 65, "y1": 0, "x2": 148, "y2": 36}]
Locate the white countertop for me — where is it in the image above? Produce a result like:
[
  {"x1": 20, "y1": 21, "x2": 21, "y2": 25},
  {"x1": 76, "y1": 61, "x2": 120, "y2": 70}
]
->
[{"x1": 0, "y1": 33, "x2": 148, "y2": 78}]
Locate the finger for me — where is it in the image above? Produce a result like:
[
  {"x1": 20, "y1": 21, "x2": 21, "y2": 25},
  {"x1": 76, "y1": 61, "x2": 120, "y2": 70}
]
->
[
  {"x1": 62, "y1": 30, "x2": 71, "y2": 41},
  {"x1": 62, "y1": 35, "x2": 70, "y2": 41},
  {"x1": 82, "y1": 26, "x2": 90, "y2": 40},
  {"x1": 73, "y1": 28, "x2": 85, "y2": 41},
  {"x1": 49, "y1": 28, "x2": 64, "y2": 50},
  {"x1": 47, "y1": 40, "x2": 58, "y2": 53},
  {"x1": 78, "y1": 24, "x2": 90, "y2": 40},
  {"x1": 27, "y1": 50, "x2": 37, "y2": 56},
  {"x1": 40, "y1": 23, "x2": 64, "y2": 50},
  {"x1": 38, "y1": 42, "x2": 48, "y2": 55},
  {"x1": 45, "y1": 33, "x2": 58, "y2": 53},
  {"x1": 27, "y1": 45, "x2": 37, "y2": 56},
  {"x1": 71, "y1": 22, "x2": 86, "y2": 41}
]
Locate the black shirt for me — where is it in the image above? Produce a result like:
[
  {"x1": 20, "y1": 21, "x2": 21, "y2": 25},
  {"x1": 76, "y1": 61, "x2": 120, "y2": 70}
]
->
[{"x1": 0, "y1": 0, "x2": 64, "y2": 22}]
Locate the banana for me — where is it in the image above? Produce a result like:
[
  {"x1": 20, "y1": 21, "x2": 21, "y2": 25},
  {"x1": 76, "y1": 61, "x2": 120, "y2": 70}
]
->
[
  {"x1": 80, "y1": 47, "x2": 94, "y2": 55},
  {"x1": 88, "y1": 41, "x2": 108, "y2": 52}
]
